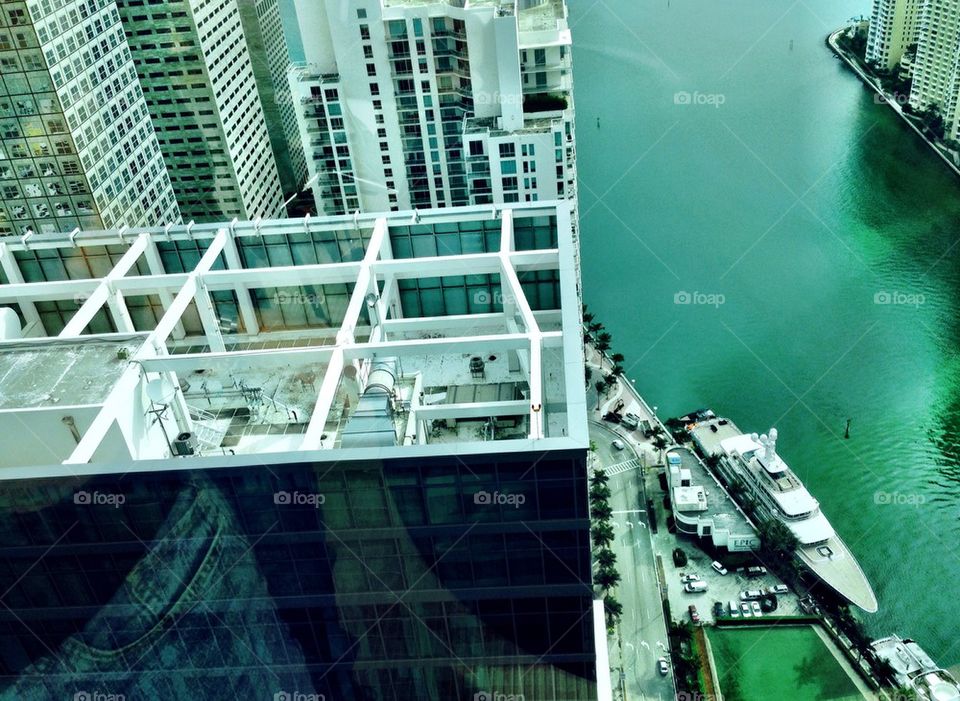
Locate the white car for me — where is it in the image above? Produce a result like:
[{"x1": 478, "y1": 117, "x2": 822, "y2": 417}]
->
[
  {"x1": 739, "y1": 601, "x2": 751, "y2": 617},
  {"x1": 711, "y1": 561, "x2": 728, "y2": 576},
  {"x1": 657, "y1": 657, "x2": 669, "y2": 676},
  {"x1": 751, "y1": 601, "x2": 762, "y2": 617},
  {"x1": 680, "y1": 573, "x2": 701, "y2": 583},
  {"x1": 769, "y1": 584, "x2": 789, "y2": 595},
  {"x1": 740, "y1": 590, "x2": 764, "y2": 601},
  {"x1": 612, "y1": 439, "x2": 625, "y2": 451},
  {"x1": 729, "y1": 600, "x2": 740, "y2": 618}
]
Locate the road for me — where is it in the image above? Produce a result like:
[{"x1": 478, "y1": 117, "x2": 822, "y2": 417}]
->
[{"x1": 592, "y1": 421, "x2": 675, "y2": 701}]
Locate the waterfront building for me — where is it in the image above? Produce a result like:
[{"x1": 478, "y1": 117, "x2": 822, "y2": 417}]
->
[
  {"x1": 909, "y1": 0, "x2": 960, "y2": 141},
  {"x1": 237, "y1": 0, "x2": 309, "y2": 197},
  {"x1": 0, "y1": 202, "x2": 600, "y2": 700},
  {"x1": 866, "y1": 0, "x2": 922, "y2": 72},
  {"x1": 288, "y1": 0, "x2": 577, "y2": 217},
  {"x1": 0, "y1": 0, "x2": 180, "y2": 237},
  {"x1": 666, "y1": 448, "x2": 759, "y2": 553},
  {"x1": 116, "y1": 0, "x2": 285, "y2": 222}
]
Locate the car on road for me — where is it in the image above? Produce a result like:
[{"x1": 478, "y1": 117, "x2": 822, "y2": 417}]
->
[
  {"x1": 680, "y1": 573, "x2": 701, "y2": 583},
  {"x1": 711, "y1": 560, "x2": 728, "y2": 576},
  {"x1": 622, "y1": 412, "x2": 640, "y2": 430},
  {"x1": 657, "y1": 657, "x2": 669, "y2": 676},
  {"x1": 751, "y1": 601, "x2": 762, "y2": 617},
  {"x1": 729, "y1": 600, "x2": 740, "y2": 618},
  {"x1": 769, "y1": 584, "x2": 789, "y2": 595},
  {"x1": 612, "y1": 439, "x2": 625, "y2": 450},
  {"x1": 684, "y1": 581, "x2": 708, "y2": 593},
  {"x1": 739, "y1": 589, "x2": 764, "y2": 601},
  {"x1": 743, "y1": 565, "x2": 768, "y2": 578},
  {"x1": 739, "y1": 601, "x2": 751, "y2": 617},
  {"x1": 688, "y1": 605, "x2": 700, "y2": 623}
]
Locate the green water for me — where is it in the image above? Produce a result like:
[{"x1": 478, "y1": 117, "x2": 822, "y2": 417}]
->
[
  {"x1": 709, "y1": 626, "x2": 863, "y2": 700},
  {"x1": 573, "y1": 0, "x2": 960, "y2": 662}
]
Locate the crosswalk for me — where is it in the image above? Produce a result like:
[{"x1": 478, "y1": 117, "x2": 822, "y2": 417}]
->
[{"x1": 604, "y1": 458, "x2": 640, "y2": 476}]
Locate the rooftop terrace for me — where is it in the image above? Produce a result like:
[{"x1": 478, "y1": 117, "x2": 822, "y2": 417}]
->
[{"x1": 0, "y1": 203, "x2": 587, "y2": 478}]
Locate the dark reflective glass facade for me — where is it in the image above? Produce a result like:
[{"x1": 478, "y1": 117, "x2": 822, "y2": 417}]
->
[{"x1": 0, "y1": 449, "x2": 595, "y2": 700}]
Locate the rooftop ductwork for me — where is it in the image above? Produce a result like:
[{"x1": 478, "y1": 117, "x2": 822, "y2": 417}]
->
[{"x1": 339, "y1": 359, "x2": 400, "y2": 449}]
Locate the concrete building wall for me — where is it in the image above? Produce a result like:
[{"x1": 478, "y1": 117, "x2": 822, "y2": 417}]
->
[
  {"x1": 866, "y1": 0, "x2": 922, "y2": 71},
  {"x1": 909, "y1": 0, "x2": 960, "y2": 140}
]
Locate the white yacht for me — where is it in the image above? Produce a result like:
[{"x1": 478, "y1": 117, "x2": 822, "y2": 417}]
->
[
  {"x1": 869, "y1": 635, "x2": 960, "y2": 701},
  {"x1": 688, "y1": 414, "x2": 878, "y2": 612}
]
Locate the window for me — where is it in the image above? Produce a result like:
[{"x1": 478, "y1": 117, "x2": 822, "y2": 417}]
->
[
  {"x1": 469, "y1": 141, "x2": 484, "y2": 157},
  {"x1": 499, "y1": 143, "x2": 515, "y2": 158},
  {"x1": 501, "y1": 160, "x2": 517, "y2": 175},
  {"x1": 357, "y1": 8, "x2": 367, "y2": 19}
]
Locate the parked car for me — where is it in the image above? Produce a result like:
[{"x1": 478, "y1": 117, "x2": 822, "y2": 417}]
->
[
  {"x1": 739, "y1": 601, "x2": 751, "y2": 617},
  {"x1": 667, "y1": 453, "x2": 682, "y2": 467},
  {"x1": 685, "y1": 581, "x2": 708, "y2": 593},
  {"x1": 622, "y1": 412, "x2": 640, "y2": 430},
  {"x1": 744, "y1": 565, "x2": 768, "y2": 578},
  {"x1": 612, "y1": 439, "x2": 625, "y2": 451},
  {"x1": 739, "y1": 590, "x2": 764, "y2": 601},
  {"x1": 769, "y1": 584, "x2": 789, "y2": 595},
  {"x1": 751, "y1": 601, "x2": 762, "y2": 617},
  {"x1": 603, "y1": 412, "x2": 623, "y2": 424},
  {"x1": 680, "y1": 573, "x2": 701, "y2": 583},
  {"x1": 711, "y1": 560, "x2": 728, "y2": 576},
  {"x1": 688, "y1": 605, "x2": 700, "y2": 623},
  {"x1": 658, "y1": 657, "x2": 669, "y2": 676},
  {"x1": 729, "y1": 600, "x2": 740, "y2": 618},
  {"x1": 713, "y1": 601, "x2": 724, "y2": 618}
]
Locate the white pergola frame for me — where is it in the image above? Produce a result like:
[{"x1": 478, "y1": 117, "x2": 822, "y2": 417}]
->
[{"x1": 0, "y1": 203, "x2": 587, "y2": 465}]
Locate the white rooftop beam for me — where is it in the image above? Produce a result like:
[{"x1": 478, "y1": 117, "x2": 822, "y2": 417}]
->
[
  {"x1": 143, "y1": 237, "x2": 185, "y2": 339},
  {"x1": 137, "y1": 331, "x2": 546, "y2": 374},
  {"x1": 148, "y1": 229, "x2": 228, "y2": 349},
  {"x1": 413, "y1": 400, "x2": 529, "y2": 420},
  {"x1": 303, "y1": 217, "x2": 387, "y2": 447},
  {"x1": 0, "y1": 242, "x2": 43, "y2": 334},
  {"x1": 59, "y1": 233, "x2": 148, "y2": 337}
]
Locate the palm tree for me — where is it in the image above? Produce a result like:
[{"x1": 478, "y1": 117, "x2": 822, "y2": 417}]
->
[
  {"x1": 652, "y1": 434, "x2": 669, "y2": 464},
  {"x1": 611, "y1": 352, "x2": 624, "y2": 365},
  {"x1": 611, "y1": 363, "x2": 625, "y2": 377},
  {"x1": 591, "y1": 521, "x2": 614, "y2": 548},
  {"x1": 589, "y1": 469, "x2": 609, "y2": 488},
  {"x1": 603, "y1": 373, "x2": 617, "y2": 389},
  {"x1": 584, "y1": 366, "x2": 593, "y2": 388},
  {"x1": 582, "y1": 311, "x2": 595, "y2": 325},
  {"x1": 589, "y1": 482, "x2": 611, "y2": 501},
  {"x1": 596, "y1": 548, "x2": 617, "y2": 569},
  {"x1": 595, "y1": 562, "x2": 621, "y2": 590},
  {"x1": 595, "y1": 331, "x2": 612, "y2": 355},
  {"x1": 591, "y1": 501, "x2": 613, "y2": 521},
  {"x1": 603, "y1": 595, "x2": 623, "y2": 628},
  {"x1": 594, "y1": 380, "x2": 607, "y2": 410}
]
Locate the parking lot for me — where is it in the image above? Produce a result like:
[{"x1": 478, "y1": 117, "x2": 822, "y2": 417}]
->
[{"x1": 655, "y1": 537, "x2": 803, "y2": 625}]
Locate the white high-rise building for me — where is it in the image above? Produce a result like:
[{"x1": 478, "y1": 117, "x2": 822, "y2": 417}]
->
[
  {"x1": 909, "y1": 0, "x2": 960, "y2": 141},
  {"x1": 238, "y1": 0, "x2": 308, "y2": 197},
  {"x1": 0, "y1": 0, "x2": 180, "y2": 237},
  {"x1": 288, "y1": 0, "x2": 576, "y2": 216},
  {"x1": 866, "y1": 0, "x2": 922, "y2": 71},
  {"x1": 116, "y1": 0, "x2": 285, "y2": 222}
]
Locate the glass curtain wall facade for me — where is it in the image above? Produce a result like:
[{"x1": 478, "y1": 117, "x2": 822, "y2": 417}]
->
[{"x1": 0, "y1": 450, "x2": 595, "y2": 700}]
